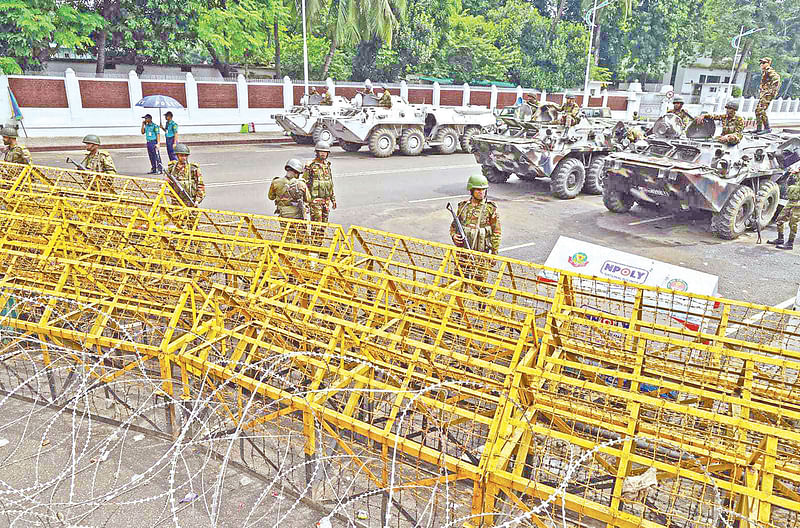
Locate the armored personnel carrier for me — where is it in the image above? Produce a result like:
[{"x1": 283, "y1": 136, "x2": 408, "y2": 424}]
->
[
  {"x1": 273, "y1": 93, "x2": 353, "y2": 145},
  {"x1": 602, "y1": 114, "x2": 800, "y2": 239},
  {"x1": 471, "y1": 102, "x2": 632, "y2": 199},
  {"x1": 324, "y1": 94, "x2": 496, "y2": 157}
]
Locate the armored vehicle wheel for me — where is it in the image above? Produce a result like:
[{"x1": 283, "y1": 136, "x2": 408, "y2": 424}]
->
[
  {"x1": 340, "y1": 141, "x2": 362, "y2": 152},
  {"x1": 312, "y1": 124, "x2": 334, "y2": 145},
  {"x1": 399, "y1": 128, "x2": 425, "y2": 156},
  {"x1": 754, "y1": 180, "x2": 780, "y2": 229},
  {"x1": 603, "y1": 183, "x2": 635, "y2": 213},
  {"x1": 550, "y1": 158, "x2": 586, "y2": 199},
  {"x1": 713, "y1": 186, "x2": 755, "y2": 240},
  {"x1": 460, "y1": 127, "x2": 480, "y2": 153},
  {"x1": 434, "y1": 127, "x2": 459, "y2": 154},
  {"x1": 584, "y1": 156, "x2": 607, "y2": 195},
  {"x1": 369, "y1": 127, "x2": 396, "y2": 158},
  {"x1": 482, "y1": 166, "x2": 511, "y2": 184}
]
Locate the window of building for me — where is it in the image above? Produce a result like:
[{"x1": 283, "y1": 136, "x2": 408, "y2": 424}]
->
[
  {"x1": 699, "y1": 75, "x2": 706, "y2": 83},
  {"x1": 724, "y1": 76, "x2": 730, "y2": 83},
  {"x1": 709, "y1": 87, "x2": 717, "y2": 92},
  {"x1": 707, "y1": 75, "x2": 720, "y2": 83}
]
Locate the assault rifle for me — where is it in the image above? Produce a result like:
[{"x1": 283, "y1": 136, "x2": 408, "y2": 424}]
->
[
  {"x1": 66, "y1": 157, "x2": 87, "y2": 171},
  {"x1": 446, "y1": 202, "x2": 472, "y2": 251},
  {"x1": 166, "y1": 170, "x2": 196, "y2": 208}
]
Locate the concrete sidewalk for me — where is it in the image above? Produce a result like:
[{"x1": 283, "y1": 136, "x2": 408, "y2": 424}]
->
[{"x1": 24, "y1": 131, "x2": 292, "y2": 152}]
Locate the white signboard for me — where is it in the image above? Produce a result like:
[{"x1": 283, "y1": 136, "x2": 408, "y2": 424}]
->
[{"x1": 540, "y1": 236, "x2": 719, "y2": 330}]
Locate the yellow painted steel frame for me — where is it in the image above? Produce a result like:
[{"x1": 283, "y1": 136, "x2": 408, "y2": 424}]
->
[{"x1": 1, "y1": 161, "x2": 799, "y2": 528}]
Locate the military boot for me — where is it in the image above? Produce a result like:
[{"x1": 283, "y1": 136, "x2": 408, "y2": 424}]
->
[
  {"x1": 767, "y1": 229, "x2": 784, "y2": 245},
  {"x1": 777, "y1": 236, "x2": 794, "y2": 250}
]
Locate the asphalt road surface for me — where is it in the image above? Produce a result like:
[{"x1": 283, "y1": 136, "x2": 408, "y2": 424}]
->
[{"x1": 34, "y1": 143, "x2": 800, "y2": 307}]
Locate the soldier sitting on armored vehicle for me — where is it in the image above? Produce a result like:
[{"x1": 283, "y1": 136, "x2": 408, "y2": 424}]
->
[
  {"x1": 556, "y1": 93, "x2": 581, "y2": 127},
  {"x1": 695, "y1": 100, "x2": 745, "y2": 146},
  {"x1": 358, "y1": 80, "x2": 375, "y2": 96},
  {"x1": 666, "y1": 96, "x2": 693, "y2": 129},
  {"x1": 320, "y1": 90, "x2": 333, "y2": 105},
  {"x1": 613, "y1": 122, "x2": 646, "y2": 147},
  {"x1": 378, "y1": 87, "x2": 392, "y2": 108},
  {"x1": 523, "y1": 93, "x2": 540, "y2": 112}
]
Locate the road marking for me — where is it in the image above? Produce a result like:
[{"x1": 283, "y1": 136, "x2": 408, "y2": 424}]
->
[
  {"x1": 199, "y1": 163, "x2": 219, "y2": 167},
  {"x1": 408, "y1": 195, "x2": 464, "y2": 203},
  {"x1": 498, "y1": 241, "x2": 537, "y2": 253},
  {"x1": 205, "y1": 164, "x2": 478, "y2": 188},
  {"x1": 628, "y1": 215, "x2": 674, "y2": 226},
  {"x1": 126, "y1": 155, "x2": 150, "y2": 159}
]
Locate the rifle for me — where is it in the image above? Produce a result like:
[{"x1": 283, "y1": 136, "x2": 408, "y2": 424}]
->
[
  {"x1": 165, "y1": 169, "x2": 196, "y2": 207},
  {"x1": 66, "y1": 157, "x2": 87, "y2": 171},
  {"x1": 447, "y1": 202, "x2": 472, "y2": 251}
]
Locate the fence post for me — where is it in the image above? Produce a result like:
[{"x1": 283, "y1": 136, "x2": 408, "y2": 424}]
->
[
  {"x1": 283, "y1": 76, "x2": 294, "y2": 110},
  {"x1": 0, "y1": 75, "x2": 10, "y2": 123},
  {"x1": 236, "y1": 74, "x2": 248, "y2": 116},
  {"x1": 602, "y1": 90, "x2": 609, "y2": 109},
  {"x1": 326, "y1": 77, "x2": 335, "y2": 97},
  {"x1": 127, "y1": 70, "x2": 143, "y2": 121},
  {"x1": 433, "y1": 82, "x2": 441, "y2": 106},
  {"x1": 516, "y1": 85, "x2": 523, "y2": 104},
  {"x1": 540, "y1": 89, "x2": 547, "y2": 103},
  {"x1": 626, "y1": 87, "x2": 642, "y2": 121},
  {"x1": 462, "y1": 82, "x2": 470, "y2": 107},
  {"x1": 64, "y1": 68, "x2": 83, "y2": 120},
  {"x1": 400, "y1": 80, "x2": 408, "y2": 101},
  {"x1": 790, "y1": 98, "x2": 799, "y2": 113},
  {"x1": 184, "y1": 72, "x2": 198, "y2": 121},
  {"x1": 490, "y1": 85, "x2": 498, "y2": 110}
]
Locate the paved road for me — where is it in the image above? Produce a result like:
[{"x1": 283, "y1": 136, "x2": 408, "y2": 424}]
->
[{"x1": 34, "y1": 143, "x2": 800, "y2": 307}]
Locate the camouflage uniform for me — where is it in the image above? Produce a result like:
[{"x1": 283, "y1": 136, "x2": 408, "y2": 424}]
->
[
  {"x1": 449, "y1": 199, "x2": 501, "y2": 292},
  {"x1": 3, "y1": 143, "x2": 32, "y2": 164},
  {"x1": 626, "y1": 127, "x2": 646, "y2": 142},
  {"x1": 667, "y1": 108, "x2": 693, "y2": 129},
  {"x1": 524, "y1": 96, "x2": 539, "y2": 112},
  {"x1": 756, "y1": 66, "x2": 780, "y2": 129},
  {"x1": 167, "y1": 160, "x2": 205, "y2": 205},
  {"x1": 82, "y1": 149, "x2": 117, "y2": 194},
  {"x1": 558, "y1": 101, "x2": 581, "y2": 127},
  {"x1": 378, "y1": 91, "x2": 392, "y2": 108},
  {"x1": 321, "y1": 92, "x2": 333, "y2": 105},
  {"x1": 269, "y1": 172, "x2": 311, "y2": 244},
  {"x1": 775, "y1": 179, "x2": 800, "y2": 242},
  {"x1": 707, "y1": 113, "x2": 745, "y2": 145},
  {"x1": 303, "y1": 157, "x2": 335, "y2": 244}
]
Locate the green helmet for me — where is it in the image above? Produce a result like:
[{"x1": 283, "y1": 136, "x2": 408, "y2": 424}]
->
[
  {"x1": 1, "y1": 127, "x2": 17, "y2": 138},
  {"x1": 315, "y1": 140, "x2": 331, "y2": 153},
  {"x1": 174, "y1": 143, "x2": 190, "y2": 155},
  {"x1": 467, "y1": 173, "x2": 489, "y2": 191},
  {"x1": 725, "y1": 100, "x2": 739, "y2": 110},
  {"x1": 82, "y1": 134, "x2": 101, "y2": 145}
]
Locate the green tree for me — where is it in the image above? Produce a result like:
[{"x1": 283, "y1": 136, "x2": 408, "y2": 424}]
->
[
  {"x1": 0, "y1": 0, "x2": 103, "y2": 71},
  {"x1": 279, "y1": 33, "x2": 353, "y2": 79}
]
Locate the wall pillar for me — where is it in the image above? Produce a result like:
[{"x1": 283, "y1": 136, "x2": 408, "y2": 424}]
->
[
  {"x1": 540, "y1": 89, "x2": 547, "y2": 103},
  {"x1": 128, "y1": 70, "x2": 143, "y2": 121},
  {"x1": 400, "y1": 80, "x2": 408, "y2": 102},
  {"x1": 283, "y1": 76, "x2": 294, "y2": 109},
  {"x1": 0, "y1": 75, "x2": 11, "y2": 123},
  {"x1": 64, "y1": 68, "x2": 83, "y2": 120},
  {"x1": 516, "y1": 85, "x2": 523, "y2": 104},
  {"x1": 236, "y1": 74, "x2": 248, "y2": 116},
  {"x1": 326, "y1": 77, "x2": 335, "y2": 97},
  {"x1": 433, "y1": 82, "x2": 440, "y2": 106},
  {"x1": 462, "y1": 82, "x2": 470, "y2": 107},
  {"x1": 490, "y1": 85, "x2": 498, "y2": 110}
]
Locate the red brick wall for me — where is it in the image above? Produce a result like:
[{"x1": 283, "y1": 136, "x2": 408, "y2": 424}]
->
[
  {"x1": 79, "y1": 80, "x2": 130, "y2": 108},
  {"x1": 497, "y1": 92, "x2": 517, "y2": 107},
  {"x1": 407, "y1": 88, "x2": 433, "y2": 104},
  {"x1": 546, "y1": 94, "x2": 564, "y2": 104},
  {"x1": 470, "y1": 90, "x2": 491, "y2": 106},
  {"x1": 336, "y1": 87, "x2": 358, "y2": 99},
  {"x1": 292, "y1": 85, "x2": 328, "y2": 104},
  {"x1": 197, "y1": 83, "x2": 237, "y2": 108},
  {"x1": 8, "y1": 78, "x2": 68, "y2": 108},
  {"x1": 141, "y1": 82, "x2": 187, "y2": 107},
  {"x1": 248, "y1": 85, "x2": 283, "y2": 108},
  {"x1": 608, "y1": 96, "x2": 628, "y2": 111},
  {"x1": 588, "y1": 96, "x2": 603, "y2": 107},
  {"x1": 440, "y1": 89, "x2": 463, "y2": 106}
]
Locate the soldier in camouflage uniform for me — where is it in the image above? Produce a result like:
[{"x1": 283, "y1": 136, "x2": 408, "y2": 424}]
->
[
  {"x1": 81, "y1": 134, "x2": 117, "y2": 194},
  {"x1": 666, "y1": 96, "x2": 693, "y2": 129},
  {"x1": 166, "y1": 143, "x2": 205, "y2": 206},
  {"x1": 450, "y1": 174, "x2": 501, "y2": 295},
  {"x1": 269, "y1": 158, "x2": 311, "y2": 243},
  {"x1": 768, "y1": 169, "x2": 800, "y2": 250},
  {"x1": 303, "y1": 141, "x2": 336, "y2": 244},
  {"x1": 2, "y1": 126, "x2": 32, "y2": 164},
  {"x1": 755, "y1": 57, "x2": 781, "y2": 135},
  {"x1": 523, "y1": 92, "x2": 539, "y2": 113},
  {"x1": 557, "y1": 94, "x2": 581, "y2": 127},
  {"x1": 321, "y1": 90, "x2": 333, "y2": 106},
  {"x1": 378, "y1": 87, "x2": 392, "y2": 108},
  {"x1": 696, "y1": 101, "x2": 744, "y2": 145}
]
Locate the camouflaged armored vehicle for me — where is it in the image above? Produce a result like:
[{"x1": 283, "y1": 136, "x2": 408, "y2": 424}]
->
[
  {"x1": 603, "y1": 114, "x2": 800, "y2": 239},
  {"x1": 324, "y1": 94, "x2": 496, "y2": 157},
  {"x1": 272, "y1": 93, "x2": 353, "y2": 144},
  {"x1": 471, "y1": 102, "x2": 631, "y2": 199}
]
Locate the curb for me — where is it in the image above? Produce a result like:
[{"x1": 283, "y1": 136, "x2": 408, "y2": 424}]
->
[{"x1": 28, "y1": 136, "x2": 294, "y2": 153}]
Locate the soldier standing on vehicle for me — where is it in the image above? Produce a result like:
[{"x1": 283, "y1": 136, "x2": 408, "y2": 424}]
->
[
  {"x1": 768, "y1": 169, "x2": 800, "y2": 250},
  {"x1": 81, "y1": 134, "x2": 117, "y2": 194},
  {"x1": 755, "y1": 57, "x2": 780, "y2": 135},
  {"x1": 695, "y1": 101, "x2": 744, "y2": 145},
  {"x1": 166, "y1": 143, "x2": 205, "y2": 207},
  {"x1": 303, "y1": 141, "x2": 336, "y2": 243},
  {"x1": 2, "y1": 126, "x2": 32, "y2": 164},
  {"x1": 666, "y1": 96, "x2": 693, "y2": 129},
  {"x1": 378, "y1": 87, "x2": 392, "y2": 108},
  {"x1": 450, "y1": 174, "x2": 501, "y2": 294},
  {"x1": 558, "y1": 94, "x2": 581, "y2": 127}
]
